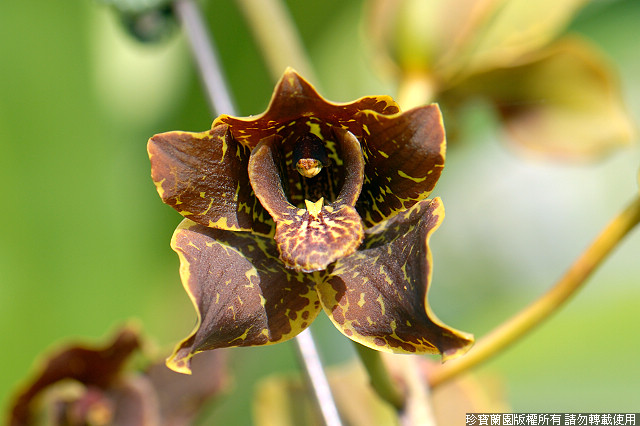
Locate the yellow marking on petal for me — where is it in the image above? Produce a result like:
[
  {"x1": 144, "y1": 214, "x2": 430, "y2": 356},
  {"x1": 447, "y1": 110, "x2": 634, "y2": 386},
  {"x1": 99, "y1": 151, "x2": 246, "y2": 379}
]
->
[
  {"x1": 401, "y1": 263, "x2": 410, "y2": 281},
  {"x1": 207, "y1": 216, "x2": 243, "y2": 231},
  {"x1": 245, "y1": 268, "x2": 259, "y2": 282},
  {"x1": 200, "y1": 198, "x2": 214, "y2": 215},
  {"x1": 357, "y1": 293, "x2": 366, "y2": 308},
  {"x1": 199, "y1": 192, "x2": 206, "y2": 198},
  {"x1": 376, "y1": 294, "x2": 386, "y2": 316},
  {"x1": 378, "y1": 150, "x2": 389, "y2": 158},
  {"x1": 397, "y1": 170, "x2": 427, "y2": 183},
  {"x1": 153, "y1": 178, "x2": 166, "y2": 198},
  {"x1": 179, "y1": 210, "x2": 193, "y2": 216},
  {"x1": 307, "y1": 121, "x2": 322, "y2": 138},
  {"x1": 304, "y1": 198, "x2": 324, "y2": 218},
  {"x1": 236, "y1": 326, "x2": 251, "y2": 341},
  {"x1": 220, "y1": 138, "x2": 228, "y2": 162}
]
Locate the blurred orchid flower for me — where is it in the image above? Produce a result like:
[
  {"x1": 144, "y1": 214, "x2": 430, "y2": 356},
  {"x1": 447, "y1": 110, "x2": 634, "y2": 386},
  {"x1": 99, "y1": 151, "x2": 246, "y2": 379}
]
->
[{"x1": 368, "y1": 0, "x2": 635, "y2": 159}]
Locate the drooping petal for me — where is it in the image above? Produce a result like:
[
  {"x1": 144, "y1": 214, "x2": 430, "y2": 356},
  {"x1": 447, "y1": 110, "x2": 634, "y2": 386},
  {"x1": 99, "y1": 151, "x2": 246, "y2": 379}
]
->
[
  {"x1": 356, "y1": 104, "x2": 446, "y2": 227},
  {"x1": 148, "y1": 125, "x2": 273, "y2": 235},
  {"x1": 213, "y1": 68, "x2": 400, "y2": 148},
  {"x1": 248, "y1": 129, "x2": 365, "y2": 272},
  {"x1": 317, "y1": 198, "x2": 473, "y2": 360},
  {"x1": 167, "y1": 219, "x2": 322, "y2": 374},
  {"x1": 457, "y1": 37, "x2": 634, "y2": 159},
  {"x1": 146, "y1": 351, "x2": 228, "y2": 425},
  {"x1": 9, "y1": 328, "x2": 141, "y2": 426}
]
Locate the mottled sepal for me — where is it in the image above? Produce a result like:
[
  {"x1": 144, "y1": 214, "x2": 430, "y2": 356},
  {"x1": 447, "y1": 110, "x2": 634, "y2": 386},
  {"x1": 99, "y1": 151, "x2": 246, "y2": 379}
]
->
[
  {"x1": 167, "y1": 219, "x2": 321, "y2": 374},
  {"x1": 248, "y1": 129, "x2": 365, "y2": 272},
  {"x1": 317, "y1": 198, "x2": 473, "y2": 359},
  {"x1": 213, "y1": 68, "x2": 400, "y2": 147},
  {"x1": 148, "y1": 125, "x2": 273, "y2": 236},
  {"x1": 357, "y1": 104, "x2": 446, "y2": 227}
]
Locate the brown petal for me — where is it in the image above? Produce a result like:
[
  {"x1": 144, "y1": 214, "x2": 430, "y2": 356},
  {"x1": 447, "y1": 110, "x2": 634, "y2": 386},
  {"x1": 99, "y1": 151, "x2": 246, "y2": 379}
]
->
[
  {"x1": 317, "y1": 198, "x2": 473, "y2": 359},
  {"x1": 148, "y1": 125, "x2": 273, "y2": 235},
  {"x1": 9, "y1": 328, "x2": 141, "y2": 426},
  {"x1": 213, "y1": 68, "x2": 400, "y2": 147},
  {"x1": 356, "y1": 104, "x2": 446, "y2": 227},
  {"x1": 166, "y1": 219, "x2": 321, "y2": 374},
  {"x1": 146, "y1": 351, "x2": 228, "y2": 425}
]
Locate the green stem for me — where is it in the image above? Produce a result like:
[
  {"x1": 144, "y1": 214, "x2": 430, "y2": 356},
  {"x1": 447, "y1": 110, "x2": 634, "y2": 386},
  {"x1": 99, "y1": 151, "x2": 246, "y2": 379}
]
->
[
  {"x1": 429, "y1": 194, "x2": 640, "y2": 387},
  {"x1": 353, "y1": 343, "x2": 405, "y2": 411},
  {"x1": 235, "y1": 0, "x2": 316, "y2": 82}
]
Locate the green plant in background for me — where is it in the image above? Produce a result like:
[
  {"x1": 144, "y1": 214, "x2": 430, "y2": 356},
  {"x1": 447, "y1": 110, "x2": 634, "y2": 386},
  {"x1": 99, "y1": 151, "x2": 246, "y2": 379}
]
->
[{"x1": 3, "y1": 0, "x2": 639, "y2": 425}]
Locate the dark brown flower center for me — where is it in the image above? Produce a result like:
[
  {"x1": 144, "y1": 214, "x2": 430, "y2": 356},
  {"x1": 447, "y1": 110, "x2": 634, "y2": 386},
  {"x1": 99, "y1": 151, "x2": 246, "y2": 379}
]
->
[
  {"x1": 293, "y1": 133, "x2": 330, "y2": 178},
  {"x1": 248, "y1": 127, "x2": 365, "y2": 272}
]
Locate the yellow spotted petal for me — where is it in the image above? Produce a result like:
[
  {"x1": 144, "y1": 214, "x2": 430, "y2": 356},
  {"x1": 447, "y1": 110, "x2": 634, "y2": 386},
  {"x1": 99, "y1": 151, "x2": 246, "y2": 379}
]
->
[
  {"x1": 317, "y1": 198, "x2": 473, "y2": 360},
  {"x1": 213, "y1": 68, "x2": 400, "y2": 148},
  {"x1": 167, "y1": 219, "x2": 321, "y2": 374},
  {"x1": 356, "y1": 104, "x2": 446, "y2": 228},
  {"x1": 148, "y1": 125, "x2": 273, "y2": 235}
]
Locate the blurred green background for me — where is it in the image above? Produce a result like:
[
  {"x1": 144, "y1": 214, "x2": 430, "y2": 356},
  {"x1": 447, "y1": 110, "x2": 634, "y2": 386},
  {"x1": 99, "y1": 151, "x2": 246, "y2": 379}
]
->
[{"x1": 1, "y1": 0, "x2": 638, "y2": 423}]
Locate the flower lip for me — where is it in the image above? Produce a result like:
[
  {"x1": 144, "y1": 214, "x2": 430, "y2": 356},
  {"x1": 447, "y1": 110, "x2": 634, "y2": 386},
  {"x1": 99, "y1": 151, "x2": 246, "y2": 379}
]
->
[{"x1": 248, "y1": 128, "x2": 365, "y2": 272}]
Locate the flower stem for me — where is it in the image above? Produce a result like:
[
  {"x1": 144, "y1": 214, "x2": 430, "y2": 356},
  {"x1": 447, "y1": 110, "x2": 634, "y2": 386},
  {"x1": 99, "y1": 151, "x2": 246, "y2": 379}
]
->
[
  {"x1": 352, "y1": 343, "x2": 405, "y2": 411},
  {"x1": 428, "y1": 194, "x2": 640, "y2": 387},
  {"x1": 294, "y1": 329, "x2": 344, "y2": 426},
  {"x1": 173, "y1": 0, "x2": 236, "y2": 116}
]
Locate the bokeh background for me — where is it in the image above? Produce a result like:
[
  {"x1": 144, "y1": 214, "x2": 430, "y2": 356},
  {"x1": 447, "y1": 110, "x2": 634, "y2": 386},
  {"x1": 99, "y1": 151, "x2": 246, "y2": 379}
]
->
[{"x1": 1, "y1": 0, "x2": 638, "y2": 423}]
